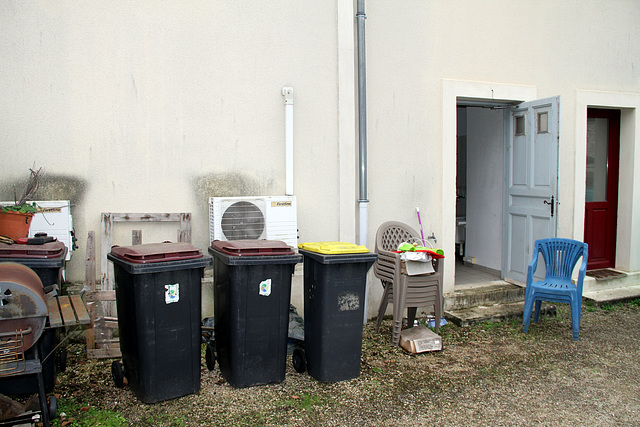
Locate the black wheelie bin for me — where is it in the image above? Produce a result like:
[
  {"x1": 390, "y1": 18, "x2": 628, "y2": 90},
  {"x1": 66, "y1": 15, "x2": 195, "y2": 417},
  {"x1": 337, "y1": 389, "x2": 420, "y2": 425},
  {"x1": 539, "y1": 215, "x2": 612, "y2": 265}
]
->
[
  {"x1": 297, "y1": 241, "x2": 377, "y2": 382},
  {"x1": 208, "y1": 239, "x2": 302, "y2": 388},
  {"x1": 107, "y1": 242, "x2": 212, "y2": 403}
]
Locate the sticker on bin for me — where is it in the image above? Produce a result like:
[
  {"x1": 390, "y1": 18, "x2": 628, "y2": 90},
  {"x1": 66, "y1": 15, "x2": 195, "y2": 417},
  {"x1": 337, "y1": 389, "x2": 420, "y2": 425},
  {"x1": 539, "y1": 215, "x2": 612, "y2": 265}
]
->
[
  {"x1": 338, "y1": 291, "x2": 360, "y2": 311},
  {"x1": 259, "y1": 279, "x2": 272, "y2": 296},
  {"x1": 165, "y1": 283, "x2": 180, "y2": 304},
  {"x1": 298, "y1": 241, "x2": 369, "y2": 254}
]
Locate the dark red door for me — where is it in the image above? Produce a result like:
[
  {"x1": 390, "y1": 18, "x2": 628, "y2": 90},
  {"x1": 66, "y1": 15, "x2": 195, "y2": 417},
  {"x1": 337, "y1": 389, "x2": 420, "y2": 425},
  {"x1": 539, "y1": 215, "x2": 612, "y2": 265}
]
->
[{"x1": 584, "y1": 108, "x2": 620, "y2": 270}]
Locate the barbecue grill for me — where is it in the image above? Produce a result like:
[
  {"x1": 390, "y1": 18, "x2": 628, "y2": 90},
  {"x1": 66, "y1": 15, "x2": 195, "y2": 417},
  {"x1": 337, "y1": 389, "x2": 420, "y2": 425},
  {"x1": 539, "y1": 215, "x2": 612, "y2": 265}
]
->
[
  {"x1": 0, "y1": 262, "x2": 48, "y2": 352},
  {"x1": 0, "y1": 262, "x2": 53, "y2": 426}
]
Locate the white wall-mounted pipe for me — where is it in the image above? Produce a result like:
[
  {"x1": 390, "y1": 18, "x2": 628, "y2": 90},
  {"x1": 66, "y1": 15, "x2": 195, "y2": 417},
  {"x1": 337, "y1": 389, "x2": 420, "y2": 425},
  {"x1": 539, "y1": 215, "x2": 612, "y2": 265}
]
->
[{"x1": 282, "y1": 87, "x2": 294, "y2": 196}]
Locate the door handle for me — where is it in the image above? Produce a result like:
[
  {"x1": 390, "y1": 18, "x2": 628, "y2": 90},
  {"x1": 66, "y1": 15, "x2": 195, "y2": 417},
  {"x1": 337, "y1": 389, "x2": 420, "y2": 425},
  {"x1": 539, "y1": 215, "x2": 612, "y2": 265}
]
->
[{"x1": 543, "y1": 195, "x2": 555, "y2": 217}]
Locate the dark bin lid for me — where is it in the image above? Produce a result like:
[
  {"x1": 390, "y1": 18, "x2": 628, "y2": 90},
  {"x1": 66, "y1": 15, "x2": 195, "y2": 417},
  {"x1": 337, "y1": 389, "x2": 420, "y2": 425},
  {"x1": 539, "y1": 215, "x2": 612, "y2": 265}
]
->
[
  {"x1": 0, "y1": 241, "x2": 67, "y2": 259},
  {"x1": 211, "y1": 239, "x2": 295, "y2": 256},
  {"x1": 110, "y1": 242, "x2": 203, "y2": 264}
]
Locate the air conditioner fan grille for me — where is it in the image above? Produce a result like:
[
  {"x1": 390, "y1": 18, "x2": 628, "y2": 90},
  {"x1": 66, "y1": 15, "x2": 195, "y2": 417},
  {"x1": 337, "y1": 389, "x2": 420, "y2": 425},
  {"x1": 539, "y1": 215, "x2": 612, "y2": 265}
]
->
[{"x1": 220, "y1": 201, "x2": 265, "y2": 240}]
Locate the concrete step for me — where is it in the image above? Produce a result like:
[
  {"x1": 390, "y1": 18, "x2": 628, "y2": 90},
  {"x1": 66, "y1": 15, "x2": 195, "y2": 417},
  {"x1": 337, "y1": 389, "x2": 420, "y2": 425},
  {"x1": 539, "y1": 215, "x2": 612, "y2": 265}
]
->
[
  {"x1": 444, "y1": 283, "x2": 640, "y2": 327},
  {"x1": 583, "y1": 270, "x2": 640, "y2": 293},
  {"x1": 445, "y1": 301, "x2": 556, "y2": 327},
  {"x1": 444, "y1": 283, "x2": 525, "y2": 311},
  {"x1": 583, "y1": 284, "x2": 640, "y2": 305},
  {"x1": 442, "y1": 269, "x2": 640, "y2": 327}
]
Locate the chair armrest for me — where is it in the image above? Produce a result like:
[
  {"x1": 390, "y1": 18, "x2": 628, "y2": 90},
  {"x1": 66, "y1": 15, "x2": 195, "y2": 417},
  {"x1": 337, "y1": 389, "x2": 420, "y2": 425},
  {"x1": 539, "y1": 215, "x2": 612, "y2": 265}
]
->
[
  {"x1": 526, "y1": 247, "x2": 540, "y2": 287},
  {"x1": 374, "y1": 248, "x2": 402, "y2": 281},
  {"x1": 576, "y1": 245, "x2": 589, "y2": 293}
]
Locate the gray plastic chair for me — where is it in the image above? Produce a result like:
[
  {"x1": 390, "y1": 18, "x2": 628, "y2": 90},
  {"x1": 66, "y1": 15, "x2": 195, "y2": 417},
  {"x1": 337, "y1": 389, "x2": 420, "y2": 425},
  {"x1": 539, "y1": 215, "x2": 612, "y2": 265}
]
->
[{"x1": 373, "y1": 221, "x2": 444, "y2": 345}]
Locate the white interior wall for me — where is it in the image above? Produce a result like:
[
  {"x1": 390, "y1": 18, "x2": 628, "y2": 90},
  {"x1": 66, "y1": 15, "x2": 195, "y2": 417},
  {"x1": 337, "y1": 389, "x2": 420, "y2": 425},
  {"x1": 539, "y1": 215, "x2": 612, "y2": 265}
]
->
[{"x1": 464, "y1": 107, "x2": 504, "y2": 271}]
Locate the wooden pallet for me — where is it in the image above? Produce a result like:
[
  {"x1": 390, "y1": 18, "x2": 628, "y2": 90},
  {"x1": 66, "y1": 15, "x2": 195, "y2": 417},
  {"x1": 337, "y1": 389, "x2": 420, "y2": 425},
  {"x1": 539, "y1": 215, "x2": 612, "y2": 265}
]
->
[
  {"x1": 85, "y1": 213, "x2": 192, "y2": 359},
  {"x1": 46, "y1": 295, "x2": 91, "y2": 328}
]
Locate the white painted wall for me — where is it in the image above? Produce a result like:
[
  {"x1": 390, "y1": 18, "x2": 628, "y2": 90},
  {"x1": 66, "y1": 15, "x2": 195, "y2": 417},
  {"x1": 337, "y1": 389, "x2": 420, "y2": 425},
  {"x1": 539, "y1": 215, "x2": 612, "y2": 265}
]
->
[
  {"x1": 366, "y1": 0, "x2": 639, "y2": 297},
  {"x1": 1, "y1": 1, "x2": 639, "y2": 318},
  {"x1": 0, "y1": 1, "x2": 346, "y2": 280}
]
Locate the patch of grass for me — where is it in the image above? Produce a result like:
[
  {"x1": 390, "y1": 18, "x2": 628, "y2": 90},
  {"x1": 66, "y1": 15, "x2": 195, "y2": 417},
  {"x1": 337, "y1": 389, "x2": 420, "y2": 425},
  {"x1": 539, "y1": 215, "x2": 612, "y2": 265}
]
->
[
  {"x1": 438, "y1": 324, "x2": 454, "y2": 339},
  {"x1": 53, "y1": 398, "x2": 127, "y2": 427},
  {"x1": 281, "y1": 393, "x2": 325, "y2": 410},
  {"x1": 480, "y1": 321, "x2": 502, "y2": 331},
  {"x1": 628, "y1": 298, "x2": 640, "y2": 307},
  {"x1": 600, "y1": 302, "x2": 617, "y2": 312},
  {"x1": 584, "y1": 299, "x2": 597, "y2": 312}
]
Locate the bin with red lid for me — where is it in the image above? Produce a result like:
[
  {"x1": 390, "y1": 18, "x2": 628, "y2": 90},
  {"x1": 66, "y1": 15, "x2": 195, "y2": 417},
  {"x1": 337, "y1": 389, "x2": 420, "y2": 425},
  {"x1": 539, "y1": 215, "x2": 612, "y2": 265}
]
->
[
  {"x1": 107, "y1": 242, "x2": 212, "y2": 403},
  {"x1": 208, "y1": 239, "x2": 302, "y2": 388}
]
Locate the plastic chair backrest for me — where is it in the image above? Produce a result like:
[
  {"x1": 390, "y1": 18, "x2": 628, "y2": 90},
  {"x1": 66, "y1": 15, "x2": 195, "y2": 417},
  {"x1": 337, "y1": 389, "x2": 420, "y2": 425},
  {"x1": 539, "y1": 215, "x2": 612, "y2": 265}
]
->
[
  {"x1": 376, "y1": 221, "x2": 421, "y2": 253},
  {"x1": 536, "y1": 238, "x2": 588, "y2": 282}
]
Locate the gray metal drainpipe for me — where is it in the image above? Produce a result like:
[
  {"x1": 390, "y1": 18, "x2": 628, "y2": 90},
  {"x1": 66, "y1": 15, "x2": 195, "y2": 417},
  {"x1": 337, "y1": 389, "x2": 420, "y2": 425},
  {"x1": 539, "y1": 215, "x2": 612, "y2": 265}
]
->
[
  {"x1": 356, "y1": 0, "x2": 368, "y2": 247},
  {"x1": 356, "y1": 0, "x2": 370, "y2": 323}
]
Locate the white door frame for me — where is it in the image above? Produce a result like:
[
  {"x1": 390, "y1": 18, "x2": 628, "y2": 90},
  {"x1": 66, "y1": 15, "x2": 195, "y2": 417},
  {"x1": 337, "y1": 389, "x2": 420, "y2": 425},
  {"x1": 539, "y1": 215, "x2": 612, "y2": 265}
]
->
[
  {"x1": 442, "y1": 80, "x2": 537, "y2": 295},
  {"x1": 575, "y1": 91, "x2": 640, "y2": 272}
]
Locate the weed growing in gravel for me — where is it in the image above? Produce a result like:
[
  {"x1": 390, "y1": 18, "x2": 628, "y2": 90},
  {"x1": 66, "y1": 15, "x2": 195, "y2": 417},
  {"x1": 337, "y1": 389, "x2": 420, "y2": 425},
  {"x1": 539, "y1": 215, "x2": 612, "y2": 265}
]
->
[
  {"x1": 54, "y1": 399, "x2": 126, "y2": 427},
  {"x1": 44, "y1": 300, "x2": 640, "y2": 426},
  {"x1": 480, "y1": 321, "x2": 502, "y2": 331},
  {"x1": 281, "y1": 393, "x2": 325, "y2": 410}
]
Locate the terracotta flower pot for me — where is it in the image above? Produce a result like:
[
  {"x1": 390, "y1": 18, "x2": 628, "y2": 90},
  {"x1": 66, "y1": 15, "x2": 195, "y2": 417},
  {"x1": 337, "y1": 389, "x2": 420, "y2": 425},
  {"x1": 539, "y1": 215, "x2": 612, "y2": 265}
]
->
[{"x1": 0, "y1": 210, "x2": 34, "y2": 241}]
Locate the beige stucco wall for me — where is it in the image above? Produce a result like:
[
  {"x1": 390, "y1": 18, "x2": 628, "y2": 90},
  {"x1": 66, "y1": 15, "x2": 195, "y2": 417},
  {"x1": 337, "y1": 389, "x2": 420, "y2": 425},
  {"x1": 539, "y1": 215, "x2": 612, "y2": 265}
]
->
[
  {"x1": 0, "y1": 2, "x2": 346, "y2": 283},
  {"x1": 2, "y1": 1, "x2": 639, "y2": 319},
  {"x1": 365, "y1": 0, "x2": 640, "y2": 297}
]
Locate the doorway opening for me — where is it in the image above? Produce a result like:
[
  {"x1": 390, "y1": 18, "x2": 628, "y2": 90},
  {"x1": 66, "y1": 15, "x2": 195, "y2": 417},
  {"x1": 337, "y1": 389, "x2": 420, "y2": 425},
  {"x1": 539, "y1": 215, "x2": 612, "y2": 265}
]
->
[
  {"x1": 584, "y1": 108, "x2": 620, "y2": 270},
  {"x1": 455, "y1": 102, "x2": 508, "y2": 286}
]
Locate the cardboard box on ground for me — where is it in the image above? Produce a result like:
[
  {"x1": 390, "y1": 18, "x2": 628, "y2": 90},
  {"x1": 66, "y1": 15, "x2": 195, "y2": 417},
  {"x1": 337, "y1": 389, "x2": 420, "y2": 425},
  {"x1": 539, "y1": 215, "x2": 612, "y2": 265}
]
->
[{"x1": 399, "y1": 325, "x2": 442, "y2": 353}]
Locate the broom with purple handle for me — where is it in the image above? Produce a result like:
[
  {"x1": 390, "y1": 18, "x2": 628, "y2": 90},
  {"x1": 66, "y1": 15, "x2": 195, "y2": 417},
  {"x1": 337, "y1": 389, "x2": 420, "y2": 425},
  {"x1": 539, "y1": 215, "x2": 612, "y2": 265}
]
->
[{"x1": 416, "y1": 207, "x2": 426, "y2": 247}]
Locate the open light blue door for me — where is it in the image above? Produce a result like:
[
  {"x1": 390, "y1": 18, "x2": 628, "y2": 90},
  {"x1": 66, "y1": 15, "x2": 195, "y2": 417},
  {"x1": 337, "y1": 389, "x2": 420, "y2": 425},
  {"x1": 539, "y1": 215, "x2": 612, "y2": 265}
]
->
[{"x1": 503, "y1": 96, "x2": 559, "y2": 283}]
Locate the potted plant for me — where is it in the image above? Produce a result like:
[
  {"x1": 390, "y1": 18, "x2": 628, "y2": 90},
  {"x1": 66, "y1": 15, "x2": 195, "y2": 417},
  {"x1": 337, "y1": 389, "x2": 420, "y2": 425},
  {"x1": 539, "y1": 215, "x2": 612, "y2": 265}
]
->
[{"x1": 0, "y1": 167, "x2": 42, "y2": 241}]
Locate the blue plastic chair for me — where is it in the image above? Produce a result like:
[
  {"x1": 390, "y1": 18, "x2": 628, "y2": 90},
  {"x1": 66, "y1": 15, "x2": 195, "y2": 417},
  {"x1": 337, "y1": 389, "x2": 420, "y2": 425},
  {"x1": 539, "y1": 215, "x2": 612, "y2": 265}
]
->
[{"x1": 522, "y1": 238, "x2": 588, "y2": 340}]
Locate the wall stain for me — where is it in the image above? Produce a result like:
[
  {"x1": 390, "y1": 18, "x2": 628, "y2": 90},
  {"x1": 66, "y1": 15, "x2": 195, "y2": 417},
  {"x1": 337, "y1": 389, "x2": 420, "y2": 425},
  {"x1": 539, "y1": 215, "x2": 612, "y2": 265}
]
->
[
  {"x1": 193, "y1": 172, "x2": 273, "y2": 210},
  {"x1": 0, "y1": 173, "x2": 87, "y2": 206}
]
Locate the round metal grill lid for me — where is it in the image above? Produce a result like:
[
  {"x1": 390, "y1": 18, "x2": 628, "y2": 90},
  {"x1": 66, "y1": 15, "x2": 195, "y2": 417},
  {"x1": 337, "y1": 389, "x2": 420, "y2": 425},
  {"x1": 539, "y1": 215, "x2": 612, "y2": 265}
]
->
[{"x1": 0, "y1": 262, "x2": 48, "y2": 351}]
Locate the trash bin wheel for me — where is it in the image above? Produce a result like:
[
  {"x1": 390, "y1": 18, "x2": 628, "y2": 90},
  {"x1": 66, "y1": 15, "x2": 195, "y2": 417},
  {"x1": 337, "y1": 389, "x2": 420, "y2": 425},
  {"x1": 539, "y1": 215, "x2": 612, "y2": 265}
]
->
[
  {"x1": 111, "y1": 361, "x2": 125, "y2": 388},
  {"x1": 205, "y1": 343, "x2": 216, "y2": 371},
  {"x1": 292, "y1": 348, "x2": 306, "y2": 374},
  {"x1": 48, "y1": 394, "x2": 57, "y2": 420}
]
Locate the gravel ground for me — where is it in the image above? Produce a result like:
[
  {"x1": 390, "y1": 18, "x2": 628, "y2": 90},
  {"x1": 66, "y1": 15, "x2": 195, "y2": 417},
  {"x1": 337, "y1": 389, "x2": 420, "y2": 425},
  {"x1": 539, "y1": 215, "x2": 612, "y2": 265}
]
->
[{"x1": 49, "y1": 301, "x2": 640, "y2": 426}]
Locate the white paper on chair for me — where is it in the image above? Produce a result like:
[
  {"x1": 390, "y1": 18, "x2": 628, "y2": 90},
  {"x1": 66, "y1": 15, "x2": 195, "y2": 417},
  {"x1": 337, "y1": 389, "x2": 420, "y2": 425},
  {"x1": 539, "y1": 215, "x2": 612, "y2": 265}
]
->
[{"x1": 404, "y1": 260, "x2": 435, "y2": 275}]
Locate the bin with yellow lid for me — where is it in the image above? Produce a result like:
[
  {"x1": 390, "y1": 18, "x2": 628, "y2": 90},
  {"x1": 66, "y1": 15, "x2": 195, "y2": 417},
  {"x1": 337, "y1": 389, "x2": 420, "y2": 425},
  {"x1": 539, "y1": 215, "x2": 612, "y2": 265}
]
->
[
  {"x1": 298, "y1": 241, "x2": 369, "y2": 254},
  {"x1": 295, "y1": 241, "x2": 377, "y2": 382}
]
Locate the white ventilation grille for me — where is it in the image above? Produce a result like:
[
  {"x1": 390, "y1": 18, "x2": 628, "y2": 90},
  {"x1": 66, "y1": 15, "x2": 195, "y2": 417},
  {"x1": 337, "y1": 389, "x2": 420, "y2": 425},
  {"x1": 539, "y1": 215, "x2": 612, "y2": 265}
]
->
[{"x1": 209, "y1": 196, "x2": 298, "y2": 248}]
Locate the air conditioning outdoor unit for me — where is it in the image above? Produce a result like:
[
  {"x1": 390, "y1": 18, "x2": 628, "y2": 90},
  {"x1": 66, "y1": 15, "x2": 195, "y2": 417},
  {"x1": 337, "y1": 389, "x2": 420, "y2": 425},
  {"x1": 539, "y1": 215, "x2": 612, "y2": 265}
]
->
[{"x1": 209, "y1": 196, "x2": 298, "y2": 249}]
